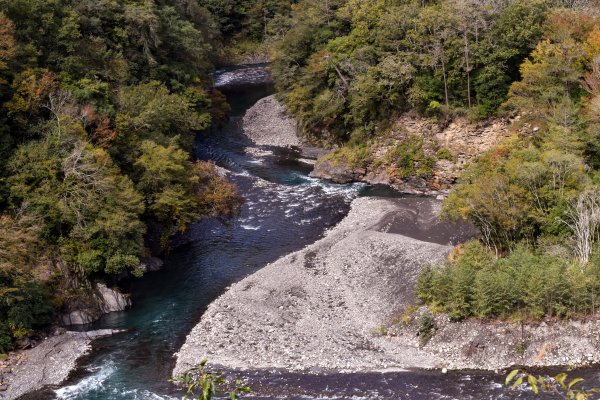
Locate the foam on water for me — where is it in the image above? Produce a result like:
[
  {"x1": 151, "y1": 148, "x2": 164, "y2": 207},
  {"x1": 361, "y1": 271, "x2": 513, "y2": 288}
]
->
[
  {"x1": 118, "y1": 389, "x2": 178, "y2": 400},
  {"x1": 213, "y1": 64, "x2": 272, "y2": 88},
  {"x1": 55, "y1": 361, "x2": 116, "y2": 399},
  {"x1": 241, "y1": 224, "x2": 261, "y2": 231}
]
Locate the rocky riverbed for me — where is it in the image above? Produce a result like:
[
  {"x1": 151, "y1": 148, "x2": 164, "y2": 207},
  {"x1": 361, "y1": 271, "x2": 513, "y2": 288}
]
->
[
  {"x1": 174, "y1": 196, "x2": 600, "y2": 376},
  {"x1": 173, "y1": 197, "x2": 450, "y2": 375},
  {"x1": 242, "y1": 95, "x2": 301, "y2": 148},
  {"x1": 0, "y1": 329, "x2": 121, "y2": 400},
  {"x1": 173, "y1": 94, "x2": 600, "y2": 377}
]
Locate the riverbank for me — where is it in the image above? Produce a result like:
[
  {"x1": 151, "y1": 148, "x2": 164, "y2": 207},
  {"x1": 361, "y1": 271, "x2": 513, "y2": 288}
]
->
[
  {"x1": 310, "y1": 114, "x2": 514, "y2": 196},
  {"x1": 0, "y1": 329, "x2": 121, "y2": 400},
  {"x1": 242, "y1": 94, "x2": 301, "y2": 148},
  {"x1": 174, "y1": 195, "x2": 600, "y2": 376},
  {"x1": 174, "y1": 196, "x2": 464, "y2": 375},
  {"x1": 242, "y1": 94, "x2": 516, "y2": 196}
]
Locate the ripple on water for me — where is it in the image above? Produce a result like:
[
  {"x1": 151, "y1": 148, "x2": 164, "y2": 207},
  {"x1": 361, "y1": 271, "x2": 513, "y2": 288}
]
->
[{"x1": 55, "y1": 361, "x2": 116, "y2": 399}]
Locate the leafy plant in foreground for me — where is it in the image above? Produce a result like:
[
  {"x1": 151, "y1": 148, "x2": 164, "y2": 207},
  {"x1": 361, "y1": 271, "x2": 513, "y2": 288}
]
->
[
  {"x1": 506, "y1": 369, "x2": 600, "y2": 399},
  {"x1": 174, "y1": 359, "x2": 252, "y2": 400}
]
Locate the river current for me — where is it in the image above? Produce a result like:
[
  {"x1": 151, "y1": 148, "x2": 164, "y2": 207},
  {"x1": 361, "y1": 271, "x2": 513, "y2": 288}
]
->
[{"x1": 24, "y1": 64, "x2": 600, "y2": 400}]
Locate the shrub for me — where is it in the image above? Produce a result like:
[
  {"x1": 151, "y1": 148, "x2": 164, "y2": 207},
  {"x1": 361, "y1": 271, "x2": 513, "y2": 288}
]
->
[
  {"x1": 321, "y1": 145, "x2": 372, "y2": 168},
  {"x1": 385, "y1": 135, "x2": 435, "y2": 177},
  {"x1": 418, "y1": 313, "x2": 437, "y2": 347},
  {"x1": 426, "y1": 100, "x2": 442, "y2": 117},
  {"x1": 0, "y1": 322, "x2": 12, "y2": 354},
  {"x1": 416, "y1": 241, "x2": 600, "y2": 321},
  {"x1": 0, "y1": 270, "x2": 54, "y2": 351},
  {"x1": 436, "y1": 148, "x2": 454, "y2": 161}
]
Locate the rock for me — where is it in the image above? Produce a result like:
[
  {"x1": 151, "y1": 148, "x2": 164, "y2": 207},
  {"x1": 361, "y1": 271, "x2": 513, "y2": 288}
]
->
[
  {"x1": 59, "y1": 310, "x2": 96, "y2": 326},
  {"x1": 1, "y1": 330, "x2": 121, "y2": 400},
  {"x1": 309, "y1": 159, "x2": 357, "y2": 184},
  {"x1": 59, "y1": 284, "x2": 132, "y2": 326},
  {"x1": 15, "y1": 338, "x2": 36, "y2": 350},
  {"x1": 139, "y1": 257, "x2": 164, "y2": 273},
  {"x1": 242, "y1": 95, "x2": 301, "y2": 148},
  {"x1": 96, "y1": 283, "x2": 132, "y2": 314}
]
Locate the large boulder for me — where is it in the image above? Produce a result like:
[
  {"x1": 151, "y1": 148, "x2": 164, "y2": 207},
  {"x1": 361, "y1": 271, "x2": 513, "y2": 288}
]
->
[
  {"x1": 309, "y1": 158, "x2": 361, "y2": 184},
  {"x1": 138, "y1": 257, "x2": 164, "y2": 273},
  {"x1": 58, "y1": 310, "x2": 96, "y2": 326},
  {"x1": 96, "y1": 283, "x2": 132, "y2": 314}
]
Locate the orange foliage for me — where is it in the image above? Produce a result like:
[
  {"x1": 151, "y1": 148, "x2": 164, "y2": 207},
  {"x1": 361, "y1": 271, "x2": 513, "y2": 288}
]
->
[
  {"x1": 307, "y1": 49, "x2": 330, "y2": 75},
  {"x1": 92, "y1": 116, "x2": 117, "y2": 148},
  {"x1": 5, "y1": 69, "x2": 58, "y2": 116},
  {"x1": 544, "y1": 10, "x2": 599, "y2": 43},
  {"x1": 585, "y1": 25, "x2": 600, "y2": 59},
  {"x1": 76, "y1": 104, "x2": 117, "y2": 147}
]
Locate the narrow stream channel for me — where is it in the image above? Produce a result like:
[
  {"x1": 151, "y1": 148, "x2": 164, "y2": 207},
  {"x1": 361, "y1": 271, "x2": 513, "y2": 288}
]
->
[{"x1": 25, "y1": 64, "x2": 600, "y2": 400}]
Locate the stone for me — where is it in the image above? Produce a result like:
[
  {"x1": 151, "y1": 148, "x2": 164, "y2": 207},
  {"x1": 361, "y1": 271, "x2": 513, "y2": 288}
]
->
[
  {"x1": 96, "y1": 283, "x2": 132, "y2": 314},
  {"x1": 59, "y1": 310, "x2": 96, "y2": 326},
  {"x1": 2, "y1": 330, "x2": 120, "y2": 400}
]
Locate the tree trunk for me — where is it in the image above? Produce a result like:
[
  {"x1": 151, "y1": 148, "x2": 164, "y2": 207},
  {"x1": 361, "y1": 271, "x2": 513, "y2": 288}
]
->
[
  {"x1": 441, "y1": 57, "x2": 449, "y2": 106},
  {"x1": 464, "y1": 33, "x2": 471, "y2": 108}
]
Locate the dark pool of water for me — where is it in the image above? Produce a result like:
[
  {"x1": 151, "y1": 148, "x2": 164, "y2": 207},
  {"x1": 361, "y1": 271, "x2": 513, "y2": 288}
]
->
[{"x1": 25, "y1": 64, "x2": 600, "y2": 400}]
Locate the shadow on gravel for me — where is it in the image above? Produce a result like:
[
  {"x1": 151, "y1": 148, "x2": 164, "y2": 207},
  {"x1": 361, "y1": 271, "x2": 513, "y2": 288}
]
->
[{"x1": 372, "y1": 197, "x2": 479, "y2": 245}]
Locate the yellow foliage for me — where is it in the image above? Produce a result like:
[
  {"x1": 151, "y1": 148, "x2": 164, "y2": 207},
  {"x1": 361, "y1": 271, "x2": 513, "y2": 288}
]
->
[{"x1": 585, "y1": 25, "x2": 600, "y2": 59}]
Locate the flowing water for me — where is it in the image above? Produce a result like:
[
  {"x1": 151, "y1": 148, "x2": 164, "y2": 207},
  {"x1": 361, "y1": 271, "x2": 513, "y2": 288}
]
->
[{"x1": 24, "y1": 64, "x2": 600, "y2": 400}]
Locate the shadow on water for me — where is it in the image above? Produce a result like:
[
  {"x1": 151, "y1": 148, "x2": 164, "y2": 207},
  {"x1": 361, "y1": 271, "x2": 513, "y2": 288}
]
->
[{"x1": 25, "y1": 64, "x2": 600, "y2": 400}]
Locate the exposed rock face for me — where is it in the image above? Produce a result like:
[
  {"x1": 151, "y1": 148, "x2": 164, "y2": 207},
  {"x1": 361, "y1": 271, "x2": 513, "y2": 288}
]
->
[
  {"x1": 59, "y1": 283, "x2": 132, "y2": 326},
  {"x1": 0, "y1": 329, "x2": 121, "y2": 400},
  {"x1": 242, "y1": 95, "x2": 301, "y2": 148},
  {"x1": 396, "y1": 314, "x2": 600, "y2": 370},
  {"x1": 311, "y1": 115, "x2": 513, "y2": 195},
  {"x1": 96, "y1": 283, "x2": 132, "y2": 314},
  {"x1": 58, "y1": 310, "x2": 96, "y2": 326}
]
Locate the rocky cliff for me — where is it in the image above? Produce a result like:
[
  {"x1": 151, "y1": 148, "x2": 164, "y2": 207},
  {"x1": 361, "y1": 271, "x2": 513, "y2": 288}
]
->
[
  {"x1": 311, "y1": 115, "x2": 514, "y2": 196},
  {"x1": 59, "y1": 283, "x2": 132, "y2": 326}
]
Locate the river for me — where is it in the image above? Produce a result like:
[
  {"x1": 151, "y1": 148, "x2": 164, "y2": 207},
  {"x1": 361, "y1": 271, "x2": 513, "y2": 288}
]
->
[{"x1": 23, "y1": 64, "x2": 600, "y2": 400}]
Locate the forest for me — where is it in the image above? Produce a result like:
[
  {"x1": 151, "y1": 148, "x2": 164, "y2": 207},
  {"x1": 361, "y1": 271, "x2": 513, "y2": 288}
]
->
[{"x1": 0, "y1": 0, "x2": 294, "y2": 353}]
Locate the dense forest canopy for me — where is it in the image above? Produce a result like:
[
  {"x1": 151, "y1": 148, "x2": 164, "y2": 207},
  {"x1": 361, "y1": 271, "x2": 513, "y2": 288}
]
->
[
  {"x1": 0, "y1": 0, "x2": 297, "y2": 353},
  {"x1": 272, "y1": 0, "x2": 599, "y2": 144}
]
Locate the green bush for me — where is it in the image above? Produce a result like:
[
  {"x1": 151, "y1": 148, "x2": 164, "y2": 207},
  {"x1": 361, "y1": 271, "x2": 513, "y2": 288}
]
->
[
  {"x1": 417, "y1": 241, "x2": 598, "y2": 321},
  {"x1": 0, "y1": 270, "x2": 54, "y2": 352},
  {"x1": 418, "y1": 313, "x2": 437, "y2": 347},
  {"x1": 321, "y1": 145, "x2": 371, "y2": 168},
  {"x1": 436, "y1": 148, "x2": 454, "y2": 161},
  {"x1": 426, "y1": 100, "x2": 442, "y2": 116},
  {"x1": 0, "y1": 322, "x2": 13, "y2": 354},
  {"x1": 385, "y1": 135, "x2": 435, "y2": 177}
]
